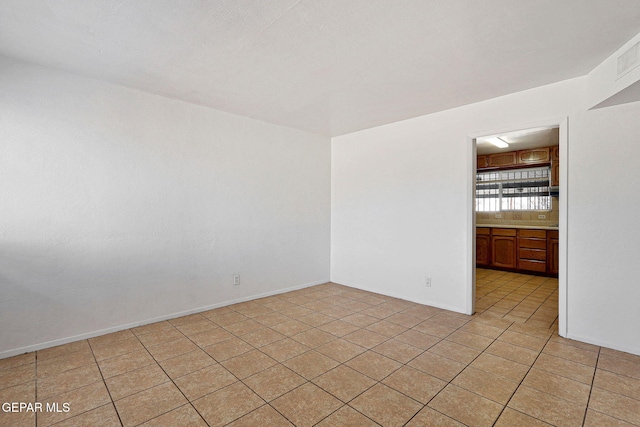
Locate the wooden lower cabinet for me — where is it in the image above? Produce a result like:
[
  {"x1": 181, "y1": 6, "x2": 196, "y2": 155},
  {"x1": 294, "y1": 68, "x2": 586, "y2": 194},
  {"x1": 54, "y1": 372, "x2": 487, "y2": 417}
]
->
[
  {"x1": 547, "y1": 231, "x2": 559, "y2": 275},
  {"x1": 491, "y1": 235, "x2": 517, "y2": 269},
  {"x1": 476, "y1": 229, "x2": 491, "y2": 267},
  {"x1": 517, "y1": 229, "x2": 547, "y2": 273},
  {"x1": 477, "y1": 227, "x2": 558, "y2": 276}
]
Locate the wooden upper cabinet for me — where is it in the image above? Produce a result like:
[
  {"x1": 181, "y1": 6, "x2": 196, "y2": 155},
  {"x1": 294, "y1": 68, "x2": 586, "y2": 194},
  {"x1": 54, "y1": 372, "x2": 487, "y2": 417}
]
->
[
  {"x1": 477, "y1": 155, "x2": 489, "y2": 169},
  {"x1": 551, "y1": 161, "x2": 560, "y2": 187},
  {"x1": 488, "y1": 152, "x2": 518, "y2": 168},
  {"x1": 480, "y1": 146, "x2": 555, "y2": 170},
  {"x1": 517, "y1": 147, "x2": 550, "y2": 164},
  {"x1": 551, "y1": 145, "x2": 560, "y2": 186}
]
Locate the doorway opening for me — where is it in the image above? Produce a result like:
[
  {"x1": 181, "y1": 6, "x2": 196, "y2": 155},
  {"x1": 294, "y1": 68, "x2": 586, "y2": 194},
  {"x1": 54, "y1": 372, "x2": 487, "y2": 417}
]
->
[{"x1": 468, "y1": 120, "x2": 568, "y2": 337}]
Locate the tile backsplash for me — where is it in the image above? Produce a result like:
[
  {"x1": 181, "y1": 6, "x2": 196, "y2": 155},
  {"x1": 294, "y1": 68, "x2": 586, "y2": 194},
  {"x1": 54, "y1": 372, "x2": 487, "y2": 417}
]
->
[{"x1": 476, "y1": 197, "x2": 559, "y2": 227}]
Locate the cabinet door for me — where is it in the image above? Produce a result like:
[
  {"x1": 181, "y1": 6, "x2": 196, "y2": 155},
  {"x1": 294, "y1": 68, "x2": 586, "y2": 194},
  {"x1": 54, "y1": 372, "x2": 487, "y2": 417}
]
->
[
  {"x1": 477, "y1": 155, "x2": 489, "y2": 169},
  {"x1": 518, "y1": 147, "x2": 550, "y2": 164},
  {"x1": 551, "y1": 161, "x2": 560, "y2": 187},
  {"x1": 548, "y1": 238, "x2": 559, "y2": 275},
  {"x1": 491, "y1": 236, "x2": 517, "y2": 269},
  {"x1": 551, "y1": 145, "x2": 559, "y2": 161},
  {"x1": 489, "y1": 152, "x2": 517, "y2": 168},
  {"x1": 476, "y1": 235, "x2": 491, "y2": 267}
]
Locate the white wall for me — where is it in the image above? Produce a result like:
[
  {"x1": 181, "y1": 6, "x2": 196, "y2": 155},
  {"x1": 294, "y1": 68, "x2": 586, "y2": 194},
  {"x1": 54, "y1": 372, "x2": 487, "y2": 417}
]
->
[
  {"x1": 568, "y1": 102, "x2": 640, "y2": 354},
  {"x1": 332, "y1": 75, "x2": 639, "y2": 356},
  {"x1": 587, "y1": 30, "x2": 640, "y2": 109},
  {"x1": 0, "y1": 57, "x2": 331, "y2": 357},
  {"x1": 331, "y1": 77, "x2": 583, "y2": 311}
]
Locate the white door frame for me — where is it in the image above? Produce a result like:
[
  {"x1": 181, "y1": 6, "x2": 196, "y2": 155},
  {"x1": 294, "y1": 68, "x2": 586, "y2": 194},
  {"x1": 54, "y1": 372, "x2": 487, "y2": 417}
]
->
[{"x1": 466, "y1": 117, "x2": 568, "y2": 337}]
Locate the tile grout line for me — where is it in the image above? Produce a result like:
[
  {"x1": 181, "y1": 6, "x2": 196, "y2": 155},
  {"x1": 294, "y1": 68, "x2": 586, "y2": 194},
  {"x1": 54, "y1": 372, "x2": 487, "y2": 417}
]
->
[
  {"x1": 35, "y1": 350, "x2": 39, "y2": 427},
  {"x1": 130, "y1": 323, "x2": 215, "y2": 427},
  {"x1": 401, "y1": 315, "x2": 494, "y2": 426},
  {"x1": 226, "y1": 289, "x2": 446, "y2": 425},
  {"x1": 477, "y1": 271, "x2": 558, "y2": 329},
  {"x1": 251, "y1": 291, "x2": 404, "y2": 426},
  {"x1": 485, "y1": 324, "x2": 555, "y2": 426},
  {"x1": 86, "y1": 340, "x2": 125, "y2": 427},
  {"x1": 36, "y1": 345, "x2": 119, "y2": 427},
  {"x1": 137, "y1": 285, "x2": 371, "y2": 425},
  {"x1": 229, "y1": 287, "x2": 382, "y2": 426},
  {"x1": 581, "y1": 346, "x2": 601, "y2": 426},
  {"x1": 82, "y1": 322, "x2": 215, "y2": 425}
]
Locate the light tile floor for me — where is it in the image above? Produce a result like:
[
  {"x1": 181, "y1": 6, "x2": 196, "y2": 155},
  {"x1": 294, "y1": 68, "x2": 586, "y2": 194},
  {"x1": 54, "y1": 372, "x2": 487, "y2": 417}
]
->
[
  {"x1": 1, "y1": 276, "x2": 639, "y2": 426},
  {"x1": 476, "y1": 268, "x2": 559, "y2": 329}
]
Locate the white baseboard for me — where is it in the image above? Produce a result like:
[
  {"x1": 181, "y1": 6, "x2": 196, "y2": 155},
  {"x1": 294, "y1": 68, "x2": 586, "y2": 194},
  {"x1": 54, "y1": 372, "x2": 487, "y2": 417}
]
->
[
  {"x1": 0, "y1": 279, "x2": 328, "y2": 360},
  {"x1": 330, "y1": 280, "x2": 466, "y2": 314},
  {"x1": 565, "y1": 333, "x2": 640, "y2": 357}
]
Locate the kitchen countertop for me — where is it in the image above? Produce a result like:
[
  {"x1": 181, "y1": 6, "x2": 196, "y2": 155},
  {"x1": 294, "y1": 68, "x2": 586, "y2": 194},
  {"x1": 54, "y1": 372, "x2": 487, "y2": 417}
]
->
[{"x1": 476, "y1": 224, "x2": 559, "y2": 231}]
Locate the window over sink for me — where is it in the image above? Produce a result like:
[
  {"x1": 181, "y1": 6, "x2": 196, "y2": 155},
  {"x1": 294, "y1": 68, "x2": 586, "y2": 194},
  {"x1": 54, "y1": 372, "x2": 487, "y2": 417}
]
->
[{"x1": 476, "y1": 166, "x2": 551, "y2": 212}]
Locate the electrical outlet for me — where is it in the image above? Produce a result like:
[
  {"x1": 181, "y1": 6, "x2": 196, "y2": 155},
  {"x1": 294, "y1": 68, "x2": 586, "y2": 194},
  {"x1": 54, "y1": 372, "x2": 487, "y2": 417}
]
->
[
  {"x1": 233, "y1": 274, "x2": 240, "y2": 286},
  {"x1": 425, "y1": 277, "x2": 431, "y2": 287},
  {"x1": 495, "y1": 213, "x2": 502, "y2": 218},
  {"x1": 538, "y1": 214, "x2": 546, "y2": 219}
]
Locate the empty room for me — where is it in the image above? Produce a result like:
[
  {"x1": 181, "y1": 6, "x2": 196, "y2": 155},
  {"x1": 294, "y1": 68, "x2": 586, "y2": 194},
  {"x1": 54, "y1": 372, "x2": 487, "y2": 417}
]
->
[{"x1": 2, "y1": 1, "x2": 640, "y2": 426}]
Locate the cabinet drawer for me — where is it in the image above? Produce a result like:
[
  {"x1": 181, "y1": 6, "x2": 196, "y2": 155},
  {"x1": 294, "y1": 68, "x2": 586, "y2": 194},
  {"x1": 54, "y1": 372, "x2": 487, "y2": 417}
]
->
[
  {"x1": 477, "y1": 228, "x2": 491, "y2": 236},
  {"x1": 519, "y1": 248, "x2": 546, "y2": 260},
  {"x1": 518, "y1": 229, "x2": 546, "y2": 239},
  {"x1": 492, "y1": 228, "x2": 517, "y2": 237},
  {"x1": 518, "y1": 238, "x2": 546, "y2": 249},
  {"x1": 519, "y1": 259, "x2": 547, "y2": 272}
]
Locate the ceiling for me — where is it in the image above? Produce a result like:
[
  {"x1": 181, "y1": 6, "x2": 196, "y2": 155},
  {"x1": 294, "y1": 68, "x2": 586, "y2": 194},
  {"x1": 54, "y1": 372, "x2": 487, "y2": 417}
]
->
[
  {"x1": 1, "y1": 1, "x2": 640, "y2": 137},
  {"x1": 476, "y1": 127, "x2": 559, "y2": 155}
]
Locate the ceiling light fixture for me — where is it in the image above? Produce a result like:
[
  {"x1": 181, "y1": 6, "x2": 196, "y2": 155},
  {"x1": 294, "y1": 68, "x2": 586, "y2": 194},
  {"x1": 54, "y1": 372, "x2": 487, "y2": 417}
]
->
[{"x1": 486, "y1": 137, "x2": 509, "y2": 148}]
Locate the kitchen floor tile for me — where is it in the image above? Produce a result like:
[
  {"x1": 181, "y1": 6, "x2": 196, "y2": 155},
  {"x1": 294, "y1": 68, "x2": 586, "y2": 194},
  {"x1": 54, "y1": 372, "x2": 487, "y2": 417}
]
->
[
  {"x1": 383, "y1": 365, "x2": 446, "y2": 404},
  {"x1": 315, "y1": 405, "x2": 378, "y2": 426},
  {"x1": 271, "y1": 383, "x2": 342, "y2": 427},
  {"x1": 588, "y1": 386, "x2": 640, "y2": 425},
  {"x1": 408, "y1": 351, "x2": 466, "y2": 382},
  {"x1": 312, "y1": 365, "x2": 375, "y2": 402},
  {"x1": 220, "y1": 349, "x2": 277, "y2": 379},
  {"x1": 508, "y1": 385, "x2": 586, "y2": 427},
  {"x1": 283, "y1": 350, "x2": 339, "y2": 380},
  {"x1": 173, "y1": 364, "x2": 237, "y2": 401},
  {"x1": 139, "y1": 404, "x2": 207, "y2": 426},
  {"x1": 345, "y1": 351, "x2": 401, "y2": 381},
  {"x1": 428, "y1": 384, "x2": 503, "y2": 427},
  {"x1": 227, "y1": 404, "x2": 294, "y2": 427},
  {"x1": 372, "y1": 338, "x2": 423, "y2": 363},
  {"x1": 452, "y1": 366, "x2": 519, "y2": 404},
  {"x1": 405, "y1": 406, "x2": 465, "y2": 426},
  {"x1": 350, "y1": 383, "x2": 422, "y2": 426},
  {"x1": 192, "y1": 382, "x2": 264, "y2": 427},
  {"x1": 243, "y1": 364, "x2": 306, "y2": 402}
]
